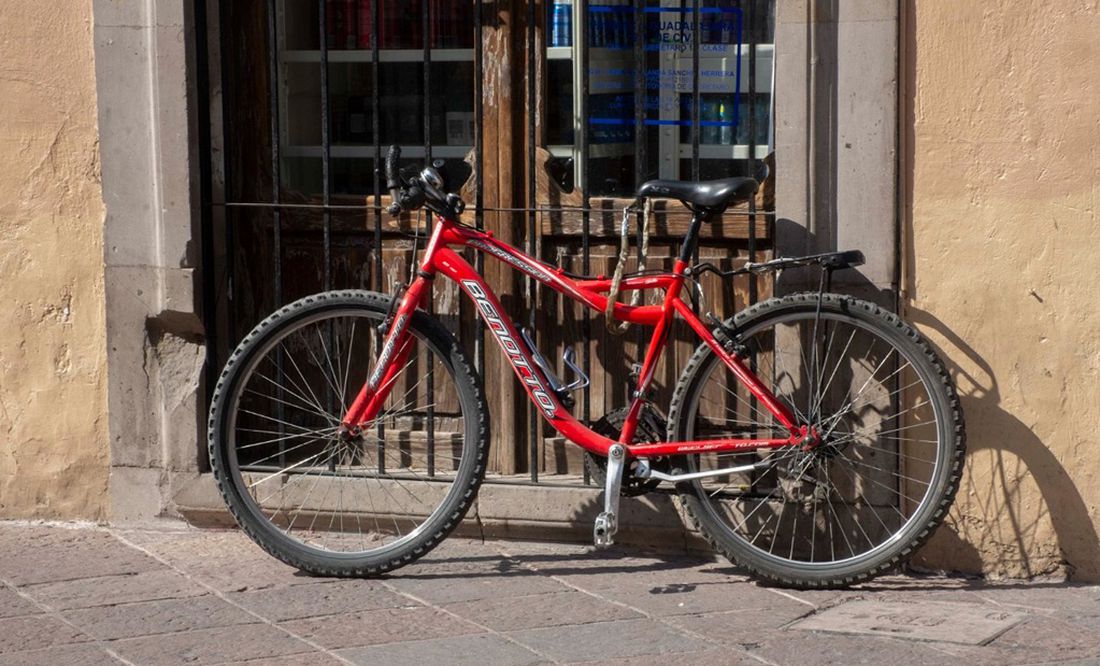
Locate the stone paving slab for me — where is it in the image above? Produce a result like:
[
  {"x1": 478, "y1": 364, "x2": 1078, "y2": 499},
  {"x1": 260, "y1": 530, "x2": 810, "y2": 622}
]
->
[
  {"x1": 22, "y1": 570, "x2": 206, "y2": 611},
  {"x1": 109, "y1": 623, "x2": 314, "y2": 665},
  {"x1": 111, "y1": 529, "x2": 313, "y2": 592},
  {"x1": 0, "y1": 528, "x2": 161, "y2": 586},
  {"x1": 227, "y1": 579, "x2": 406, "y2": 622},
  {"x1": 750, "y1": 627, "x2": 955, "y2": 665},
  {"x1": 389, "y1": 569, "x2": 567, "y2": 604},
  {"x1": 931, "y1": 615, "x2": 1100, "y2": 666},
  {"x1": 791, "y1": 599, "x2": 1028, "y2": 645},
  {"x1": 219, "y1": 653, "x2": 343, "y2": 666},
  {"x1": 0, "y1": 614, "x2": 91, "y2": 655},
  {"x1": 0, "y1": 587, "x2": 40, "y2": 619},
  {"x1": 336, "y1": 633, "x2": 546, "y2": 666},
  {"x1": 443, "y1": 590, "x2": 642, "y2": 632},
  {"x1": 507, "y1": 618, "x2": 705, "y2": 663},
  {"x1": 0, "y1": 644, "x2": 122, "y2": 666},
  {"x1": 2, "y1": 521, "x2": 1100, "y2": 665},
  {"x1": 585, "y1": 651, "x2": 758, "y2": 666},
  {"x1": 280, "y1": 605, "x2": 479, "y2": 651},
  {"x1": 61, "y1": 594, "x2": 257, "y2": 641}
]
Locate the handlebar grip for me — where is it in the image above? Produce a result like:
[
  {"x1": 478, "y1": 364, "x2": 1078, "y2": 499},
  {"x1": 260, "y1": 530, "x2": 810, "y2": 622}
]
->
[{"x1": 385, "y1": 145, "x2": 401, "y2": 190}]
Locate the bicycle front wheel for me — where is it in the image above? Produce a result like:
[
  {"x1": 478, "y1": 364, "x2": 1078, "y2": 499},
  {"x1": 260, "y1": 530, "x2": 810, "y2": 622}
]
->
[
  {"x1": 669, "y1": 293, "x2": 965, "y2": 588},
  {"x1": 208, "y1": 290, "x2": 488, "y2": 577}
]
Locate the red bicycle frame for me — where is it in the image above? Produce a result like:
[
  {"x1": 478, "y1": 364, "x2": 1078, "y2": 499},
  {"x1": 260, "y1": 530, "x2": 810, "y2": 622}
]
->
[{"x1": 342, "y1": 214, "x2": 806, "y2": 459}]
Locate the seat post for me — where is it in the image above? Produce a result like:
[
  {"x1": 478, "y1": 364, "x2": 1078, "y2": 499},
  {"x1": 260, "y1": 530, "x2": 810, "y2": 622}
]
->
[{"x1": 677, "y1": 208, "x2": 708, "y2": 264}]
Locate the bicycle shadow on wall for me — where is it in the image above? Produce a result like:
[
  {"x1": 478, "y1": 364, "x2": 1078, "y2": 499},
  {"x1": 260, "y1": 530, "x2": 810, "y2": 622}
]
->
[
  {"x1": 899, "y1": 307, "x2": 1100, "y2": 581},
  {"x1": 898, "y1": 0, "x2": 1099, "y2": 581},
  {"x1": 771, "y1": 205, "x2": 1100, "y2": 583}
]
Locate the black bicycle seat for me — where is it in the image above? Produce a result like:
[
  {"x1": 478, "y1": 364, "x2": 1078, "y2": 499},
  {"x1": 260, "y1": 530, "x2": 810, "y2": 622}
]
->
[{"x1": 637, "y1": 177, "x2": 758, "y2": 212}]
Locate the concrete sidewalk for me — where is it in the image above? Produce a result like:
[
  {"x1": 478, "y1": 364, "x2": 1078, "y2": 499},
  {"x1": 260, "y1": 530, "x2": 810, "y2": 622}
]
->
[{"x1": 0, "y1": 522, "x2": 1097, "y2": 665}]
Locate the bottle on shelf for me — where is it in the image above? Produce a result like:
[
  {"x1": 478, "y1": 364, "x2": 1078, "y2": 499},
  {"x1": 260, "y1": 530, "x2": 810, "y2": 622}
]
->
[
  {"x1": 550, "y1": 1, "x2": 573, "y2": 48},
  {"x1": 589, "y1": 2, "x2": 604, "y2": 48},
  {"x1": 356, "y1": 0, "x2": 371, "y2": 48},
  {"x1": 718, "y1": 100, "x2": 734, "y2": 145},
  {"x1": 327, "y1": 0, "x2": 358, "y2": 50}
]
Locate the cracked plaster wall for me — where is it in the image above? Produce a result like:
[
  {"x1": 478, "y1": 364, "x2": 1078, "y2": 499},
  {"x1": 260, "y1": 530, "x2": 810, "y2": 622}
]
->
[
  {"x1": 0, "y1": 1, "x2": 109, "y2": 519},
  {"x1": 906, "y1": 1, "x2": 1100, "y2": 581}
]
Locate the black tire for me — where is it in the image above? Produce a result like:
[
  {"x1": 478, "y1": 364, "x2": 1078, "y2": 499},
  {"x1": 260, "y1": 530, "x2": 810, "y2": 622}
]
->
[
  {"x1": 668, "y1": 293, "x2": 965, "y2": 588},
  {"x1": 208, "y1": 290, "x2": 488, "y2": 576}
]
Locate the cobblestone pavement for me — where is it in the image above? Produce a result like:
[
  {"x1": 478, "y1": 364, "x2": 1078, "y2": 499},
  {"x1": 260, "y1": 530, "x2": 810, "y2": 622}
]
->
[{"x1": 0, "y1": 521, "x2": 1098, "y2": 665}]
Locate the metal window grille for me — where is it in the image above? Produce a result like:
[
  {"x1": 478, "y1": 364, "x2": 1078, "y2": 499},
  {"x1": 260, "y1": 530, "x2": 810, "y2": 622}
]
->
[{"x1": 199, "y1": 0, "x2": 775, "y2": 485}]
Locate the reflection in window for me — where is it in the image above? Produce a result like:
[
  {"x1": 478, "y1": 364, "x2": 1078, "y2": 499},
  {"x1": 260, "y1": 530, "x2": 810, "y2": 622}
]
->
[{"x1": 546, "y1": 0, "x2": 775, "y2": 198}]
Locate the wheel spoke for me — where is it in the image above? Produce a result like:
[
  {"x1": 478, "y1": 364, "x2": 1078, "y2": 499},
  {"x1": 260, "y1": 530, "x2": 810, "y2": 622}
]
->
[
  {"x1": 680, "y1": 305, "x2": 957, "y2": 578},
  {"x1": 213, "y1": 302, "x2": 478, "y2": 562}
]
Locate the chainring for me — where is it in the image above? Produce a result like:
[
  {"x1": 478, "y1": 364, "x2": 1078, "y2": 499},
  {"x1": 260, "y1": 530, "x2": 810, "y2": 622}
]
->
[{"x1": 584, "y1": 406, "x2": 668, "y2": 496}]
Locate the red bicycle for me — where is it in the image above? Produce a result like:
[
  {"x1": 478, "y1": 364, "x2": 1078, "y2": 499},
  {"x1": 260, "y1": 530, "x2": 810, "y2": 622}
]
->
[{"x1": 209, "y1": 146, "x2": 965, "y2": 588}]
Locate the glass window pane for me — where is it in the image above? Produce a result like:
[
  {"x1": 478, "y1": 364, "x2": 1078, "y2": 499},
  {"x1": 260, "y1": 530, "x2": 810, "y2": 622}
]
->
[
  {"x1": 328, "y1": 63, "x2": 374, "y2": 146},
  {"x1": 548, "y1": 0, "x2": 775, "y2": 198},
  {"x1": 429, "y1": 62, "x2": 475, "y2": 147}
]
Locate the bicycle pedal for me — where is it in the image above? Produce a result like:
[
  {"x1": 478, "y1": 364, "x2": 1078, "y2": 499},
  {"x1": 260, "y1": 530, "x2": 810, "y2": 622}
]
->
[{"x1": 593, "y1": 511, "x2": 617, "y2": 547}]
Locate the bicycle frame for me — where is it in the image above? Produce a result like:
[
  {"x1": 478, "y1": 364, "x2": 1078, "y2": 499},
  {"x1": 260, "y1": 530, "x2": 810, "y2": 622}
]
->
[{"x1": 342, "y1": 214, "x2": 806, "y2": 459}]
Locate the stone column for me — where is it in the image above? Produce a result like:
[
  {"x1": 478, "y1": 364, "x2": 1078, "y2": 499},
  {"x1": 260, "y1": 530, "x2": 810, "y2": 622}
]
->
[
  {"x1": 94, "y1": 0, "x2": 205, "y2": 521},
  {"x1": 774, "y1": 0, "x2": 898, "y2": 305}
]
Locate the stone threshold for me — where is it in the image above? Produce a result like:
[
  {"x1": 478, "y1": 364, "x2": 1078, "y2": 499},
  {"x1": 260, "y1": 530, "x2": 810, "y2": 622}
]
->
[{"x1": 170, "y1": 472, "x2": 711, "y2": 552}]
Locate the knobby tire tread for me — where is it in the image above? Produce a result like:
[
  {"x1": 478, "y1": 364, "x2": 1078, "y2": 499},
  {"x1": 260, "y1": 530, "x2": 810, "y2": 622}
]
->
[
  {"x1": 668, "y1": 293, "x2": 966, "y2": 589},
  {"x1": 208, "y1": 290, "x2": 489, "y2": 578}
]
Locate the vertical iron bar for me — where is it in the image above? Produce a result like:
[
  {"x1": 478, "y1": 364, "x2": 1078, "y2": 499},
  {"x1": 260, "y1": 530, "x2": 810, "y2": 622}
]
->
[
  {"x1": 267, "y1": 0, "x2": 286, "y2": 467},
  {"x1": 371, "y1": 0, "x2": 385, "y2": 475},
  {"x1": 218, "y1": 0, "x2": 236, "y2": 348},
  {"x1": 196, "y1": 0, "x2": 218, "y2": 410},
  {"x1": 320, "y1": 0, "x2": 332, "y2": 291},
  {"x1": 634, "y1": 0, "x2": 646, "y2": 191},
  {"x1": 267, "y1": 0, "x2": 282, "y2": 308},
  {"x1": 746, "y1": 0, "x2": 758, "y2": 305},
  {"x1": 632, "y1": 0, "x2": 647, "y2": 363},
  {"x1": 319, "y1": 0, "x2": 336, "y2": 425},
  {"x1": 689, "y1": 0, "x2": 701, "y2": 284},
  {"x1": 423, "y1": 0, "x2": 432, "y2": 160},
  {"x1": 526, "y1": 0, "x2": 539, "y2": 482},
  {"x1": 474, "y1": 0, "x2": 485, "y2": 382},
  {"x1": 745, "y1": 2, "x2": 759, "y2": 444},
  {"x1": 423, "y1": 0, "x2": 436, "y2": 478},
  {"x1": 579, "y1": 0, "x2": 592, "y2": 453},
  {"x1": 691, "y1": 0, "x2": 700, "y2": 182}
]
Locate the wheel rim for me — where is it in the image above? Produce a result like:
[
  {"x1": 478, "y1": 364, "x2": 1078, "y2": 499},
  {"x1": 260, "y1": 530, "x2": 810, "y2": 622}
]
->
[
  {"x1": 223, "y1": 307, "x2": 472, "y2": 559},
  {"x1": 681, "y1": 309, "x2": 948, "y2": 570}
]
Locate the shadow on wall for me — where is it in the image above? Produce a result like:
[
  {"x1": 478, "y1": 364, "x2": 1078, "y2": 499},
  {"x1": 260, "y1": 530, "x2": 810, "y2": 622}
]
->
[
  {"x1": 899, "y1": 0, "x2": 1098, "y2": 582},
  {"x1": 902, "y1": 308, "x2": 1100, "y2": 582}
]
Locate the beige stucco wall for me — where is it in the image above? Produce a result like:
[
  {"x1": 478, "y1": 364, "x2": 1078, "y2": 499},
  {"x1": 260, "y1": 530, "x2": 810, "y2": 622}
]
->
[
  {"x1": 0, "y1": 1, "x2": 108, "y2": 519},
  {"x1": 906, "y1": 1, "x2": 1100, "y2": 580}
]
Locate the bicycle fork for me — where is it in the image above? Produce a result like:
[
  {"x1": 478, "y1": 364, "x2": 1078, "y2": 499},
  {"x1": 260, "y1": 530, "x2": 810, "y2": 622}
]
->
[{"x1": 341, "y1": 275, "x2": 431, "y2": 429}]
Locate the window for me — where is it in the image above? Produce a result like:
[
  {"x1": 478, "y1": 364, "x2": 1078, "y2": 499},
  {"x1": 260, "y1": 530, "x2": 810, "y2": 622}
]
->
[
  {"x1": 208, "y1": 0, "x2": 775, "y2": 478},
  {"x1": 278, "y1": 0, "x2": 476, "y2": 198},
  {"x1": 547, "y1": 0, "x2": 774, "y2": 197}
]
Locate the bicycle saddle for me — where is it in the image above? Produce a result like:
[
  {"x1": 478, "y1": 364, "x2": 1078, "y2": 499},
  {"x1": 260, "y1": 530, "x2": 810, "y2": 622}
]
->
[{"x1": 637, "y1": 176, "x2": 758, "y2": 212}]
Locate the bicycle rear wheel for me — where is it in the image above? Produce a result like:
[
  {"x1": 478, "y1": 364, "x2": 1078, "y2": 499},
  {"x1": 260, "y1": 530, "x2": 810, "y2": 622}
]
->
[
  {"x1": 208, "y1": 290, "x2": 488, "y2": 576},
  {"x1": 669, "y1": 293, "x2": 964, "y2": 588}
]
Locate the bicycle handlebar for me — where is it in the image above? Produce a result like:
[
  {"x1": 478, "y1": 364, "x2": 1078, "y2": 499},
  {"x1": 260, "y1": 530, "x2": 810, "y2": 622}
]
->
[
  {"x1": 383, "y1": 143, "x2": 463, "y2": 219},
  {"x1": 385, "y1": 145, "x2": 403, "y2": 215}
]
